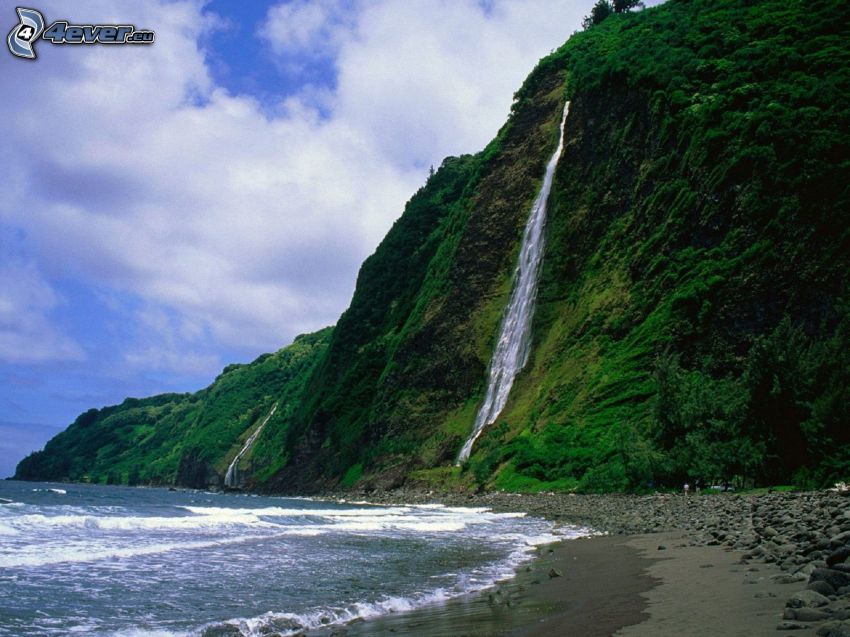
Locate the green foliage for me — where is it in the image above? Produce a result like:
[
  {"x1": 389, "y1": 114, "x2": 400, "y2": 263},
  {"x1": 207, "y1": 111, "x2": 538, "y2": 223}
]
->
[
  {"x1": 474, "y1": 0, "x2": 850, "y2": 491},
  {"x1": 583, "y1": 0, "x2": 613, "y2": 29},
  {"x1": 612, "y1": 0, "x2": 642, "y2": 13},
  {"x1": 15, "y1": 328, "x2": 331, "y2": 486},
  {"x1": 650, "y1": 313, "x2": 850, "y2": 488}
]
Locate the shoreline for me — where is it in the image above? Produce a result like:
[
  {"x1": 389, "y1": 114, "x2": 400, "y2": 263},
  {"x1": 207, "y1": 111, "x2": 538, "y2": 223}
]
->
[
  {"x1": 304, "y1": 530, "x2": 797, "y2": 637},
  {"x1": 9, "y1": 481, "x2": 850, "y2": 635},
  {"x1": 312, "y1": 534, "x2": 655, "y2": 637},
  {"x1": 304, "y1": 489, "x2": 850, "y2": 636}
]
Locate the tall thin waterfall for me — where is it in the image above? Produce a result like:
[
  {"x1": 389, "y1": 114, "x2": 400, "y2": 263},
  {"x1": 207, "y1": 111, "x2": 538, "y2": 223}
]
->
[
  {"x1": 457, "y1": 101, "x2": 570, "y2": 464},
  {"x1": 224, "y1": 402, "x2": 278, "y2": 488}
]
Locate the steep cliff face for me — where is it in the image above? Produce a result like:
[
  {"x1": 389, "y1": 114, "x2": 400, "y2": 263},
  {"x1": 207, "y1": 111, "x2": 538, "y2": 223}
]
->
[
  {"x1": 265, "y1": 61, "x2": 570, "y2": 492},
  {"x1": 17, "y1": 0, "x2": 850, "y2": 492},
  {"x1": 475, "y1": 0, "x2": 850, "y2": 491},
  {"x1": 268, "y1": 0, "x2": 850, "y2": 492}
]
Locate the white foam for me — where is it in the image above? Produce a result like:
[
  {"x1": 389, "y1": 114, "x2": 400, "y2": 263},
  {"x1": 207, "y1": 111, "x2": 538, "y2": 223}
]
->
[
  {"x1": 108, "y1": 630, "x2": 188, "y2": 637},
  {"x1": 199, "y1": 518, "x2": 592, "y2": 637},
  {"x1": 0, "y1": 528, "x2": 324, "y2": 568},
  {"x1": 210, "y1": 588, "x2": 456, "y2": 637},
  {"x1": 181, "y1": 505, "x2": 412, "y2": 518},
  {"x1": 4, "y1": 508, "x2": 278, "y2": 533}
]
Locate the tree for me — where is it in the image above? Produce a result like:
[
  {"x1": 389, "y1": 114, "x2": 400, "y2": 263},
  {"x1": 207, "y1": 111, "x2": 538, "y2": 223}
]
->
[
  {"x1": 582, "y1": 0, "x2": 613, "y2": 29},
  {"x1": 613, "y1": 0, "x2": 643, "y2": 13}
]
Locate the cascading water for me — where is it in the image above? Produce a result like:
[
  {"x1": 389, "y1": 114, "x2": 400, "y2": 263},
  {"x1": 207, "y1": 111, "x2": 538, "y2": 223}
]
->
[
  {"x1": 224, "y1": 402, "x2": 278, "y2": 488},
  {"x1": 457, "y1": 101, "x2": 570, "y2": 464}
]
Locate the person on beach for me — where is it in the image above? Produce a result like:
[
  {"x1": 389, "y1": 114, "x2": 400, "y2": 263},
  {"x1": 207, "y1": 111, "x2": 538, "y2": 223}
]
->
[{"x1": 683, "y1": 482, "x2": 690, "y2": 495}]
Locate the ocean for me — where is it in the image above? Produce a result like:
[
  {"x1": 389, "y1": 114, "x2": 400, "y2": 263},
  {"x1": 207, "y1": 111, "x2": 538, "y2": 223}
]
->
[{"x1": 0, "y1": 481, "x2": 586, "y2": 636}]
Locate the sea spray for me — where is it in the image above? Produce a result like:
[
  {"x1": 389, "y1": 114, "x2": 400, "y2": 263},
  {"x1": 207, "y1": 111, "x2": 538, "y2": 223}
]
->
[
  {"x1": 224, "y1": 402, "x2": 277, "y2": 488},
  {"x1": 0, "y1": 481, "x2": 584, "y2": 636},
  {"x1": 458, "y1": 101, "x2": 570, "y2": 463}
]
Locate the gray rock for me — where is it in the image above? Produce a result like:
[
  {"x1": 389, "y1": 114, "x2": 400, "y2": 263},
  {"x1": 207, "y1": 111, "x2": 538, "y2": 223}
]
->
[
  {"x1": 777, "y1": 620, "x2": 809, "y2": 630},
  {"x1": 797, "y1": 563, "x2": 818, "y2": 577},
  {"x1": 787, "y1": 590, "x2": 831, "y2": 608},
  {"x1": 831, "y1": 532, "x2": 850, "y2": 548},
  {"x1": 817, "y1": 620, "x2": 850, "y2": 637},
  {"x1": 812, "y1": 568, "x2": 850, "y2": 590},
  {"x1": 548, "y1": 568, "x2": 562, "y2": 578},
  {"x1": 827, "y1": 547, "x2": 850, "y2": 567},
  {"x1": 809, "y1": 580, "x2": 837, "y2": 596},
  {"x1": 784, "y1": 607, "x2": 832, "y2": 622}
]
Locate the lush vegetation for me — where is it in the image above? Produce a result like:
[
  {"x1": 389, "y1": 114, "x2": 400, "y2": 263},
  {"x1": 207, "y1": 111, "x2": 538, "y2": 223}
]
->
[
  {"x1": 468, "y1": 0, "x2": 850, "y2": 492},
  {"x1": 14, "y1": 329, "x2": 331, "y2": 486},
  {"x1": 18, "y1": 0, "x2": 850, "y2": 493}
]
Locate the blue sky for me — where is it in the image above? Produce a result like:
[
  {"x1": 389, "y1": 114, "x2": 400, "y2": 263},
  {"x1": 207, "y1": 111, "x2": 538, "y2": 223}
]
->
[{"x1": 0, "y1": 0, "x2": 661, "y2": 478}]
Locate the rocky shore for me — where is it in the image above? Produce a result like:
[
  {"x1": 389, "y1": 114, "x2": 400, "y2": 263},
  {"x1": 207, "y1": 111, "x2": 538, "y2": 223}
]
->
[{"x1": 331, "y1": 489, "x2": 850, "y2": 635}]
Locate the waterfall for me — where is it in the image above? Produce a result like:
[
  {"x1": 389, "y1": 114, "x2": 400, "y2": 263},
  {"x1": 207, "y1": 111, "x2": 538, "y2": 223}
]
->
[
  {"x1": 224, "y1": 402, "x2": 278, "y2": 488},
  {"x1": 457, "y1": 101, "x2": 570, "y2": 464}
]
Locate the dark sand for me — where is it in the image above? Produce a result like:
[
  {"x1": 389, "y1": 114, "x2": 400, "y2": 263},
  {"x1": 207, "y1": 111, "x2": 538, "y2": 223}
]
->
[
  {"x1": 309, "y1": 531, "x2": 792, "y2": 637},
  {"x1": 618, "y1": 532, "x2": 796, "y2": 637}
]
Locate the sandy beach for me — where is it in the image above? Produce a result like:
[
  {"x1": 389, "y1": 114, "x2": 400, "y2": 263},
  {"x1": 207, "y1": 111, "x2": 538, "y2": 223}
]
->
[
  {"x1": 306, "y1": 490, "x2": 850, "y2": 636},
  {"x1": 310, "y1": 531, "x2": 792, "y2": 636}
]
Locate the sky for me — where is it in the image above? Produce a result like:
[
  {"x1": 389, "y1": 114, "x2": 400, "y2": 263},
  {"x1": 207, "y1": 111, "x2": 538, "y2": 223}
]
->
[{"x1": 0, "y1": 0, "x2": 662, "y2": 478}]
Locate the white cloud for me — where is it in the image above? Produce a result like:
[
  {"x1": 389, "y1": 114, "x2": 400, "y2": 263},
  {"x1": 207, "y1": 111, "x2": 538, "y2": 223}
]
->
[
  {"x1": 260, "y1": 0, "x2": 351, "y2": 58},
  {"x1": 0, "y1": 260, "x2": 84, "y2": 364},
  {"x1": 0, "y1": 0, "x2": 604, "y2": 373},
  {"x1": 328, "y1": 0, "x2": 588, "y2": 166}
]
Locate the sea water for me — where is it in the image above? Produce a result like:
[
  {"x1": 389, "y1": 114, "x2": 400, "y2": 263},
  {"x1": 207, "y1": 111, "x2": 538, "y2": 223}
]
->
[{"x1": 0, "y1": 481, "x2": 585, "y2": 636}]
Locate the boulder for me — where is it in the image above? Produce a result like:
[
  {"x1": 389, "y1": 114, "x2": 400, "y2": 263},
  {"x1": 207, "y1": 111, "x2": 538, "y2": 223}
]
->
[
  {"x1": 811, "y1": 568, "x2": 850, "y2": 591},
  {"x1": 828, "y1": 547, "x2": 850, "y2": 567},
  {"x1": 784, "y1": 607, "x2": 832, "y2": 622},
  {"x1": 818, "y1": 621, "x2": 850, "y2": 637},
  {"x1": 808, "y1": 579, "x2": 836, "y2": 596},
  {"x1": 787, "y1": 590, "x2": 831, "y2": 609},
  {"x1": 830, "y1": 532, "x2": 850, "y2": 549}
]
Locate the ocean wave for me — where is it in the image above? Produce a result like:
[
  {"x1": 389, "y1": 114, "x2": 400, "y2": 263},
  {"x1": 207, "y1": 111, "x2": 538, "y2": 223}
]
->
[
  {"x1": 0, "y1": 501, "x2": 538, "y2": 540},
  {"x1": 181, "y1": 505, "x2": 414, "y2": 518},
  {"x1": 108, "y1": 630, "x2": 189, "y2": 637},
  {"x1": 0, "y1": 528, "x2": 325, "y2": 568},
  {"x1": 199, "y1": 523, "x2": 587, "y2": 637},
  {"x1": 1, "y1": 511, "x2": 279, "y2": 533}
]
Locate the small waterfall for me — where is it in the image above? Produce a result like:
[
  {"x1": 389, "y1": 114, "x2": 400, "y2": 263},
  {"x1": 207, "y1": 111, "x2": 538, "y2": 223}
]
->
[
  {"x1": 224, "y1": 402, "x2": 278, "y2": 488},
  {"x1": 457, "y1": 101, "x2": 570, "y2": 464}
]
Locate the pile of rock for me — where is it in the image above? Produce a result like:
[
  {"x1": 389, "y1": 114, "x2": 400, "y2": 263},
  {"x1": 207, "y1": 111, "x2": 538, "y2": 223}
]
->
[{"x1": 737, "y1": 492, "x2": 850, "y2": 635}]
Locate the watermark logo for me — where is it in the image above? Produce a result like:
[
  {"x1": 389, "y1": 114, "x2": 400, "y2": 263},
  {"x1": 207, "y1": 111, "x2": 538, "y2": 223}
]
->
[
  {"x1": 7, "y1": 6, "x2": 155, "y2": 60},
  {"x1": 7, "y1": 7, "x2": 44, "y2": 59}
]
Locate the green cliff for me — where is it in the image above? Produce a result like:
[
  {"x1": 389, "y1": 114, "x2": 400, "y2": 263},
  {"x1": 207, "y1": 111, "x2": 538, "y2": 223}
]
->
[
  {"x1": 14, "y1": 329, "x2": 331, "y2": 487},
  {"x1": 16, "y1": 0, "x2": 850, "y2": 492}
]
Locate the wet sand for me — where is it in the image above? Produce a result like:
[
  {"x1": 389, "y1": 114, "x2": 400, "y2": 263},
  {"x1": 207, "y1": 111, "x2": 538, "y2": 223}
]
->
[{"x1": 308, "y1": 531, "x2": 791, "y2": 637}]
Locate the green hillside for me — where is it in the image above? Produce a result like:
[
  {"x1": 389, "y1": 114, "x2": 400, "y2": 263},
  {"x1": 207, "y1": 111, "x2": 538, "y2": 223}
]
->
[
  {"x1": 16, "y1": 0, "x2": 850, "y2": 493},
  {"x1": 14, "y1": 329, "x2": 331, "y2": 486}
]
